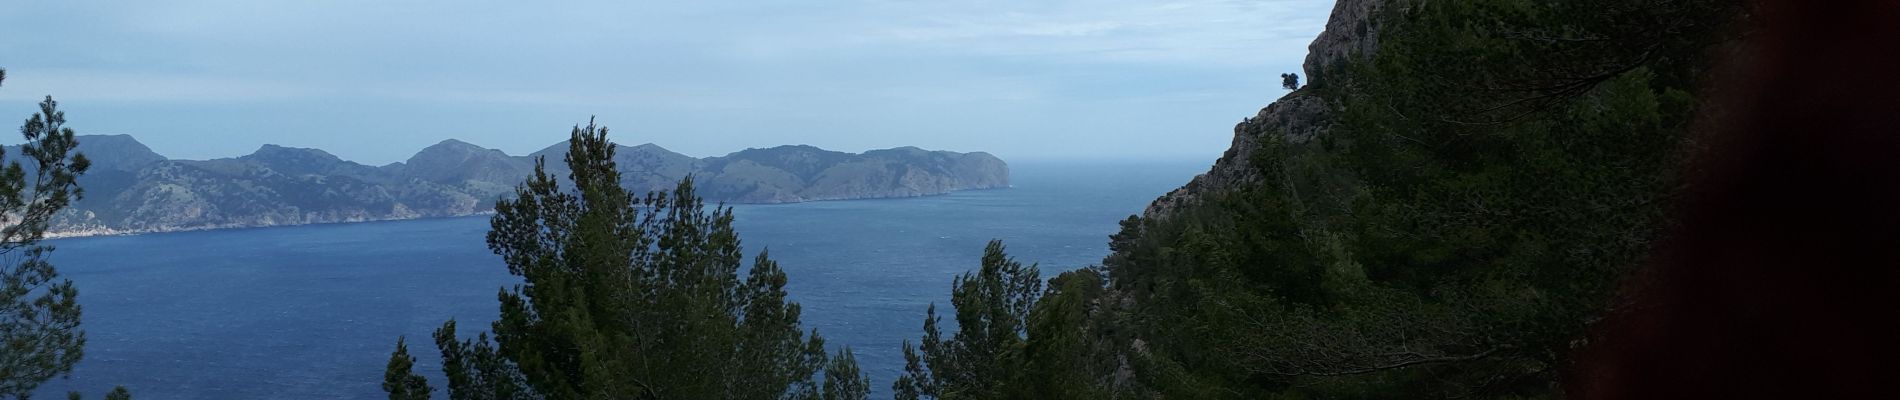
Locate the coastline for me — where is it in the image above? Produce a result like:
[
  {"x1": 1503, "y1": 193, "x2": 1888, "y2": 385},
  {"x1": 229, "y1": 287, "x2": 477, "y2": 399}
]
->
[
  {"x1": 44, "y1": 185, "x2": 1012, "y2": 240},
  {"x1": 43, "y1": 211, "x2": 497, "y2": 240}
]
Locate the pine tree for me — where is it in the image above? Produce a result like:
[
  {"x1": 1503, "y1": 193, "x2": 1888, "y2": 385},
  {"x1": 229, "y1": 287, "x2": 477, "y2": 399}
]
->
[
  {"x1": 432, "y1": 320, "x2": 531, "y2": 400},
  {"x1": 894, "y1": 240, "x2": 1041, "y2": 400},
  {"x1": 65, "y1": 387, "x2": 130, "y2": 400},
  {"x1": 821, "y1": 348, "x2": 870, "y2": 400},
  {"x1": 382, "y1": 337, "x2": 432, "y2": 400},
  {"x1": 1, "y1": 69, "x2": 111, "y2": 399},
  {"x1": 390, "y1": 118, "x2": 861, "y2": 399}
]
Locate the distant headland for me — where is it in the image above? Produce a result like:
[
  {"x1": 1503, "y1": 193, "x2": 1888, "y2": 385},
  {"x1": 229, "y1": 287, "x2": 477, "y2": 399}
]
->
[{"x1": 30, "y1": 134, "x2": 1008, "y2": 237}]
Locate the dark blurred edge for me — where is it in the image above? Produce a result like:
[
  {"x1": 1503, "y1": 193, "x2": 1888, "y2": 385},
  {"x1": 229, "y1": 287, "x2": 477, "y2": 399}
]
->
[{"x1": 1574, "y1": 0, "x2": 1900, "y2": 398}]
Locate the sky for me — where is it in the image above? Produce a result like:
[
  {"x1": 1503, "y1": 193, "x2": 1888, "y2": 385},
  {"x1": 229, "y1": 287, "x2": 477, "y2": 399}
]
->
[{"x1": 0, "y1": 0, "x2": 1334, "y2": 165}]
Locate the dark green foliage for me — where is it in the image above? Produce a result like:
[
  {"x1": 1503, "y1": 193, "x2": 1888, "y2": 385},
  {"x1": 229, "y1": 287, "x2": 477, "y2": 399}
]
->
[
  {"x1": 896, "y1": 1, "x2": 1745, "y2": 398},
  {"x1": 1017, "y1": 268, "x2": 1120, "y2": 399},
  {"x1": 1083, "y1": 0, "x2": 1742, "y2": 397},
  {"x1": 61, "y1": 386, "x2": 131, "y2": 400},
  {"x1": 896, "y1": 244, "x2": 1129, "y2": 400},
  {"x1": 391, "y1": 119, "x2": 862, "y2": 400},
  {"x1": 431, "y1": 320, "x2": 531, "y2": 400},
  {"x1": 894, "y1": 240, "x2": 1043, "y2": 399},
  {"x1": 821, "y1": 348, "x2": 870, "y2": 400},
  {"x1": 1, "y1": 76, "x2": 99, "y2": 398},
  {"x1": 64, "y1": 387, "x2": 128, "y2": 400},
  {"x1": 1281, "y1": 73, "x2": 1300, "y2": 90},
  {"x1": 383, "y1": 337, "x2": 432, "y2": 400}
]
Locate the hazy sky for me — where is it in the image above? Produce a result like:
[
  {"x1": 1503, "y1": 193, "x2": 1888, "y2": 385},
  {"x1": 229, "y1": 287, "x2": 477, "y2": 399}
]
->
[{"x1": 0, "y1": 0, "x2": 1332, "y2": 165}]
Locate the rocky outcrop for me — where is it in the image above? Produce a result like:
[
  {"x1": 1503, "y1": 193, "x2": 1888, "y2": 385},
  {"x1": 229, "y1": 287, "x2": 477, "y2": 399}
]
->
[
  {"x1": 1143, "y1": 0, "x2": 1385, "y2": 219},
  {"x1": 1142, "y1": 94, "x2": 1330, "y2": 218},
  {"x1": 698, "y1": 145, "x2": 1008, "y2": 203},
  {"x1": 393, "y1": 139, "x2": 533, "y2": 186},
  {"x1": 70, "y1": 134, "x2": 168, "y2": 171},
  {"x1": 42, "y1": 135, "x2": 1008, "y2": 236},
  {"x1": 1304, "y1": 0, "x2": 1389, "y2": 86}
]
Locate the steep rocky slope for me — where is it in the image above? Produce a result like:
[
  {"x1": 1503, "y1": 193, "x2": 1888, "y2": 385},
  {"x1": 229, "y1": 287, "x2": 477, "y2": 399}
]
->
[
  {"x1": 1144, "y1": 0, "x2": 1384, "y2": 219},
  {"x1": 1075, "y1": 0, "x2": 1741, "y2": 396}
]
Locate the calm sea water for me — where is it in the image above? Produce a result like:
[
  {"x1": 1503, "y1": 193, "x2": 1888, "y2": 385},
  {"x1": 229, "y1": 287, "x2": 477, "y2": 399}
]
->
[{"x1": 36, "y1": 160, "x2": 1202, "y2": 399}]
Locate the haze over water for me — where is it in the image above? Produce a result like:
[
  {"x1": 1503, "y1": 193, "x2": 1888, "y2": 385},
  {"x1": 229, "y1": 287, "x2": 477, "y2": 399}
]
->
[{"x1": 38, "y1": 160, "x2": 1202, "y2": 399}]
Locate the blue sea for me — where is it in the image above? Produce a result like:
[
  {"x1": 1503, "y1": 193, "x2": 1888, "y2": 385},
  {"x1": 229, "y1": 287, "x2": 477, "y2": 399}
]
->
[{"x1": 36, "y1": 161, "x2": 1203, "y2": 399}]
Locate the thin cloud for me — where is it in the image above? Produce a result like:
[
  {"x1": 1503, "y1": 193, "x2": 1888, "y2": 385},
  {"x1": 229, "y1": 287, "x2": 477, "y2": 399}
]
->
[{"x1": 0, "y1": 0, "x2": 1335, "y2": 164}]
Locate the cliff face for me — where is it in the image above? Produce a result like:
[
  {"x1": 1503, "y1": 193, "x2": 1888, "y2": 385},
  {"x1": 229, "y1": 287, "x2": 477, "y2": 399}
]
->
[
  {"x1": 1095, "y1": 0, "x2": 1741, "y2": 396},
  {"x1": 700, "y1": 146, "x2": 1009, "y2": 203},
  {"x1": 44, "y1": 135, "x2": 1008, "y2": 236},
  {"x1": 1303, "y1": 0, "x2": 1389, "y2": 87},
  {"x1": 55, "y1": 152, "x2": 483, "y2": 235},
  {"x1": 1143, "y1": 0, "x2": 1385, "y2": 219}
]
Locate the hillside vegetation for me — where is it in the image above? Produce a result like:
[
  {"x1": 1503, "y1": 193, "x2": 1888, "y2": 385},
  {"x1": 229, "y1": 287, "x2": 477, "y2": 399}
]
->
[{"x1": 896, "y1": 0, "x2": 1746, "y2": 398}]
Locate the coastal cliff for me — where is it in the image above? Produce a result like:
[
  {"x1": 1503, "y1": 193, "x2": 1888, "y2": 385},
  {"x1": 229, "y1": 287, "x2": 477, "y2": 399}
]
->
[
  {"x1": 1144, "y1": 0, "x2": 1383, "y2": 219},
  {"x1": 1069, "y1": 0, "x2": 1742, "y2": 396},
  {"x1": 42, "y1": 136, "x2": 1008, "y2": 236}
]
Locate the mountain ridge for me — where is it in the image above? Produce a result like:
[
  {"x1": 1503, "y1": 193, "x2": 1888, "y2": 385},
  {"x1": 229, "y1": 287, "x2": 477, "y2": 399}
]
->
[{"x1": 39, "y1": 134, "x2": 1008, "y2": 237}]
